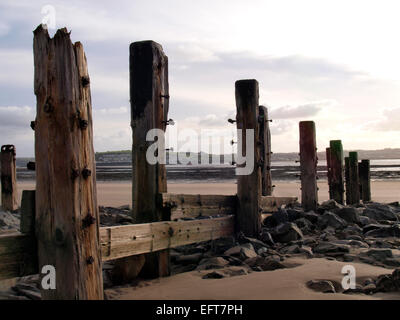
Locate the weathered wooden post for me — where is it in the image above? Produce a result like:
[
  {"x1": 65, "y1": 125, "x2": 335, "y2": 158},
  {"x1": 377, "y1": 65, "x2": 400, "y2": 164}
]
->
[
  {"x1": 299, "y1": 121, "x2": 318, "y2": 211},
  {"x1": 130, "y1": 40, "x2": 170, "y2": 277},
  {"x1": 326, "y1": 147, "x2": 332, "y2": 199},
  {"x1": 33, "y1": 26, "x2": 103, "y2": 299},
  {"x1": 235, "y1": 79, "x2": 262, "y2": 238},
  {"x1": 329, "y1": 140, "x2": 344, "y2": 204},
  {"x1": 259, "y1": 106, "x2": 272, "y2": 196},
  {"x1": 345, "y1": 156, "x2": 351, "y2": 203},
  {"x1": 359, "y1": 159, "x2": 371, "y2": 202},
  {"x1": 1, "y1": 145, "x2": 18, "y2": 211},
  {"x1": 20, "y1": 190, "x2": 36, "y2": 234},
  {"x1": 347, "y1": 151, "x2": 360, "y2": 205}
]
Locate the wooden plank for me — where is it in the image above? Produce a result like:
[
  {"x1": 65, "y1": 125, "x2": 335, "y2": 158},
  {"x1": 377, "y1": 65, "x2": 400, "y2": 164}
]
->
[
  {"x1": 0, "y1": 233, "x2": 37, "y2": 281},
  {"x1": 259, "y1": 106, "x2": 273, "y2": 196},
  {"x1": 162, "y1": 193, "x2": 237, "y2": 219},
  {"x1": 299, "y1": 121, "x2": 318, "y2": 211},
  {"x1": 100, "y1": 216, "x2": 234, "y2": 261},
  {"x1": 326, "y1": 147, "x2": 333, "y2": 199},
  {"x1": 130, "y1": 40, "x2": 170, "y2": 278},
  {"x1": 260, "y1": 196, "x2": 298, "y2": 213},
  {"x1": 359, "y1": 159, "x2": 371, "y2": 202},
  {"x1": 348, "y1": 152, "x2": 360, "y2": 205},
  {"x1": 345, "y1": 156, "x2": 351, "y2": 204},
  {"x1": 329, "y1": 140, "x2": 344, "y2": 204},
  {"x1": 20, "y1": 190, "x2": 35, "y2": 234},
  {"x1": 1, "y1": 145, "x2": 18, "y2": 211},
  {"x1": 33, "y1": 26, "x2": 103, "y2": 300},
  {"x1": 0, "y1": 216, "x2": 235, "y2": 279},
  {"x1": 235, "y1": 79, "x2": 261, "y2": 238}
]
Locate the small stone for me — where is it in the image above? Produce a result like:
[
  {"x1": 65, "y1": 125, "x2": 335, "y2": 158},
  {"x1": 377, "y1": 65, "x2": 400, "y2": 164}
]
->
[
  {"x1": 317, "y1": 212, "x2": 347, "y2": 230},
  {"x1": 306, "y1": 280, "x2": 336, "y2": 293},
  {"x1": 197, "y1": 257, "x2": 229, "y2": 270},
  {"x1": 272, "y1": 222, "x2": 303, "y2": 243},
  {"x1": 335, "y1": 207, "x2": 360, "y2": 224}
]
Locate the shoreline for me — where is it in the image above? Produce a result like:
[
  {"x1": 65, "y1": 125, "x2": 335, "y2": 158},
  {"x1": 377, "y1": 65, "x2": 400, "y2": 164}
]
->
[{"x1": 15, "y1": 180, "x2": 399, "y2": 208}]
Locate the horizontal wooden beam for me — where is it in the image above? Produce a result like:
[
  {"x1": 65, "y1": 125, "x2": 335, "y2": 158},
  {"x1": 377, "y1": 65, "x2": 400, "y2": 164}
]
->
[
  {"x1": 100, "y1": 215, "x2": 234, "y2": 261},
  {"x1": 0, "y1": 215, "x2": 234, "y2": 279},
  {"x1": 161, "y1": 193, "x2": 237, "y2": 220},
  {"x1": 0, "y1": 233, "x2": 38, "y2": 281},
  {"x1": 260, "y1": 196, "x2": 298, "y2": 213}
]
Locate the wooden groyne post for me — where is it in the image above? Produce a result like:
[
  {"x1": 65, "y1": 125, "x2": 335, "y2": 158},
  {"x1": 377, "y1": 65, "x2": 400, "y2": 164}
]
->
[
  {"x1": 328, "y1": 140, "x2": 344, "y2": 204},
  {"x1": 326, "y1": 147, "x2": 333, "y2": 199},
  {"x1": 130, "y1": 41, "x2": 170, "y2": 277},
  {"x1": 347, "y1": 151, "x2": 360, "y2": 205},
  {"x1": 235, "y1": 79, "x2": 262, "y2": 238},
  {"x1": 33, "y1": 26, "x2": 103, "y2": 299},
  {"x1": 1, "y1": 145, "x2": 18, "y2": 211},
  {"x1": 259, "y1": 106, "x2": 272, "y2": 196},
  {"x1": 299, "y1": 121, "x2": 318, "y2": 211},
  {"x1": 359, "y1": 159, "x2": 371, "y2": 202}
]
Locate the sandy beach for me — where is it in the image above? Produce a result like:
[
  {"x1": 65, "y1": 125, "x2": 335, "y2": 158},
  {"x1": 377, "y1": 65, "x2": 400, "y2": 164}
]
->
[{"x1": 15, "y1": 180, "x2": 399, "y2": 208}]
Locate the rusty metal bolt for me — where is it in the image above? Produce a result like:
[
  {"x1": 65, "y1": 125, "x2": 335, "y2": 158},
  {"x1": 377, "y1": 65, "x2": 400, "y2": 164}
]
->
[
  {"x1": 160, "y1": 94, "x2": 170, "y2": 99},
  {"x1": 30, "y1": 121, "x2": 36, "y2": 130},
  {"x1": 227, "y1": 118, "x2": 236, "y2": 124},
  {"x1": 71, "y1": 169, "x2": 80, "y2": 180},
  {"x1": 81, "y1": 76, "x2": 90, "y2": 88},
  {"x1": 78, "y1": 119, "x2": 88, "y2": 130},
  {"x1": 168, "y1": 227, "x2": 174, "y2": 237},
  {"x1": 82, "y1": 168, "x2": 92, "y2": 179},
  {"x1": 82, "y1": 213, "x2": 96, "y2": 228},
  {"x1": 86, "y1": 256, "x2": 94, "y2": 265}
]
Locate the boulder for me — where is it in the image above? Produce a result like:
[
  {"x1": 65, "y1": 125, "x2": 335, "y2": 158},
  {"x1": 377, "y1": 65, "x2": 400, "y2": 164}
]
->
[
  {"x1": 317, "y1": 212, "x2": 347, "y2": 230},
  {"x1": 335, "y1": 207, "x2": 360, "y2": 224},
  {"x1": 272, "y1": 222, "x2": 303, "y2": 243},
  {"x1": 359, "y1": 216, "x2": 372, "y2": 226},
  {"x1": 175, "y1": 253, "x2": 203, "y2": 265},
  {"x1": 260, "y1": 230, "x2": 275, "y2": 246},
  {"x1": 224, "y1": 243, "x2": 257, "y2": 260},
  {"x1": 363, "y1": 203, "x2": 398, "y2": 222},
  {"x1": 319, "y1": 200, "x2": 344, "y2": 212},
  {"x1": 197, "y1": 257, "x2": 229, "y2": 270},
  {"x1": 263, "y1": 209, "x2": 289, "y2": 227},
  {"x1": 301, "y1": 211, "x2": 319, "y2": 224},
  {"x1": 313, "y1": 242, "x2": 350, "y2": 254},
  {"x1": 0, "y1": 211, "x2": 20, "y2": 231},
  {"x1": 202, "y1": 271, "x2": 225, "y2": 279},
  {"x1": 364, "y1": 224, "x2": 400, "y2": 238}
]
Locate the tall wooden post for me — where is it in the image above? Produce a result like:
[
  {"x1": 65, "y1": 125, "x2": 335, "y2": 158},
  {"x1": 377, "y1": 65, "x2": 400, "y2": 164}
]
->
[
  {"x1": 326, "y1": 147, "x2": 332, "y2": 199},
  {"x1": 235, "y1": 80, "x2": 261, "y2": 238},
  {"x1": 1, "y1": 145, "x2": 18, "y2": 211},
  {"x1": 347, "y1": 151, "x2": 360, "y2": 205},
  {"x1": 33, "y1": 26, "x2": 103, "y2": 299},
  {"x1": 329, "y1": 140, "x2": 344, "y2": 204},
  {"x1": 359, "y1": 159, "x2": 371, "y2": 202},
  {"x1": 130, "y1": 41, "x2": 170, "y2": 277},
  {"x1": 259, "y1": 106, "x2": 272, "y2": 196},
  {"x1": 345, "y1": 156, "x2": 351, "y2": 204},
  {"x1": 299, "y1": 121, "x2": 318, "y2": 211}
]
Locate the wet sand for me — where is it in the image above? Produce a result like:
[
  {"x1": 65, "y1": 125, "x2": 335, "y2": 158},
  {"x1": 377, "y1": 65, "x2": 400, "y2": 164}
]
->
[
  {"x1": 16, "y1": 180, "x2": 399, "y2": 207},
  {"x1": 105, "y1": 257, "x2": 400, "y2": 300}
]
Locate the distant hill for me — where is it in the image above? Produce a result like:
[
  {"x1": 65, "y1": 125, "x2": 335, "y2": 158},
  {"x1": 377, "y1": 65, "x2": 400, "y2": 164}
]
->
[{"x1": 94, "y1": 148, "x2": 400, "y2": 164}]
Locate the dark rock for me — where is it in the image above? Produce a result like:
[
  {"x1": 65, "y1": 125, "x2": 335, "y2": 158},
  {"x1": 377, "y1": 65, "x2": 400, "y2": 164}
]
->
[
  {"x1": 319, "y1": 200, "x2": 344, "y2": 212},
  {"x1": 359, "y1": 216, "x2": 372, "y2": 226},
  {"x1": 306, "y1": 280, "x2": 336, "y2": 293},
  {"x1": 364, "y1": 224, "x2": 400, "y2": 238},
  {"x1": 294, "y1": 218, "x2": 314, "y2": 234},
  {"x1": 363, "y1": 283, "x2": 377, "y2": 294},
  {"x1": 342, "y1": 285, "x2": 365, "y2": 294},
  {"x1": 335, "y1": 207, "x2": 360, "y2": 224},
  {"x1": 211, "y1": 237, "x2": 236, "y2": 254},
  {"x1": 364, "y1": 203, "x2": 398, "y2": 222},
  {"x1": 202, "y1": 271, "x2": 224, "y2": 279},
  {"x1": 286, "y1": 209, "x2": 303, "y2": 221},
  {"x1": 272, "y1": 222, "x2": 303, "y2": 243},
  {"x1": 260, "y1": 230, "x2": 275, "y2": 246},
  {"x1": 237, "y1": 233, "x2": 268, "y2": 251},
  {"x1": 175, "y1": 253, "x2": 203, "y2": 265},
  {"x1": 301, "y1": 211, "x2": 319, "y2": 224},
  {"x1": 197, "y1": 257, "x2": 229, "y2": 270},
  {"x1": 0, "y1": 211, "x2": 20, "y2": 231},
  {"x1": 365, "y1": 248, "x2": 393, "y2": 262},
  {"x1": 317, "y1": 212, "x2": 347, "y2": 230},
  {"x1": 224, "y1": 243, "x2": 257, "y2": 260},
  {"x1": 263, "y1": 208, "x2": 289, "y2": 227},
  {"x1": 376, "y1": 274, "x2": 397, "y2": 292},
  {"x1": 313, "y1": 242, "x2": 350, "y2": 254}
]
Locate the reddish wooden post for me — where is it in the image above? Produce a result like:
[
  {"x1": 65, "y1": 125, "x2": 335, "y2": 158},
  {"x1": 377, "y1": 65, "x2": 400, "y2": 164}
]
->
[
  {"x1": 1, "y1": 145, "x2": 18, "y2": 211},
  {"x1": 359, "y1": 159, "x2": 371, "y2": 202},
  {"x1": 259, "y1": 106, "x2": 272, "y2": 196},
  {"x1": 235, "y1": 79, "x2": 262, "y2": 238},
  {"x1": 299, "y1": 121, "x2": 318, "y2": 211},
  {"x1": 33, "y1": 26, "x2": 103, "y2": 299},
  {"x1": 326, "y1": 147, "x2": 332, "y2": 199},
  {"x1": 347, "y1": 152, "x2": 360, "y2": 205},
  {"x1": 329, "y1": 140, "x2": 344, "y2": 204},
  {"x1": 130, "y1": 40, "x2": 170, "y2": 277}
]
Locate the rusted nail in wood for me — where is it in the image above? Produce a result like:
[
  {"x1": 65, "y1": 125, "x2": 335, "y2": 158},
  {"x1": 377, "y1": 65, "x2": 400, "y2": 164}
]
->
[
  {"x1": 27, "y1": 161, "x2": 36, "y2": 171},
  {"x1": 230, "y1": 139, "x2": 237, "y2": 145},
  {"x1": 78, "y1": 118, "x2": 88, "y2": 130},
  {"x1": 82, "y1": 213, "x2": 96, "y2": 228},
  {"x1": 30, "y1": 121, "x2": 36, "y2": 130},
  {"x1": 71, "y1": 169, "x2": 80, "y2": 179},
  {"x1": 86, "y1": 256, "x2": 94, "y2": 265},
  {"x1": 81, "y1": 76, "x2": 90, "y2": 87},
  {"x1": 43, "y1": 97, "x2": 53, "y2": 113},
  {"x1": 162, "y1": 118, "x2": 174, "y2": 125},
  {"x1": 160, "y1": 94, "x2": 170, "y2": 99},
  {"x1": 82, "y1": 168, "x2": 92, "y2": 179},
  {"x1": 227, "y1": 118, "x2": 236, "y2": 124}
]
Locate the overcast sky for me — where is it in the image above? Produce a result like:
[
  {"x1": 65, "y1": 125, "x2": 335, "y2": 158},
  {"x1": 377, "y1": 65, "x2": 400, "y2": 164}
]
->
[{"x1": 1, "y1": 0, "x2": 400, "y2": 156}]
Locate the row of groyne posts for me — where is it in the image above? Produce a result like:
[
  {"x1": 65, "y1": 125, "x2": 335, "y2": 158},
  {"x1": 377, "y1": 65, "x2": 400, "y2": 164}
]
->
[{"x1": 0, "y1": 26, "x2": 371, "y2": 300}]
